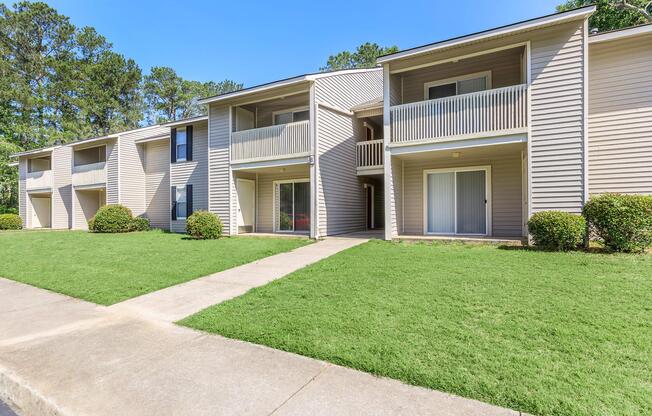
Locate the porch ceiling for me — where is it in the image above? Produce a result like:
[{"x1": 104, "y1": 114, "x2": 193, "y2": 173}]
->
[
  {"x1": 233, "y1": 162, "x2": 310, "y2": 175},
  {"x1": 396, "y1": 142, "x2": 524, "y2": 162}
]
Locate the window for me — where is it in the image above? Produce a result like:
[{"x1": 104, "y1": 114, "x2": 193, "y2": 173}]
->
[
  {"x1": 176, "y1": 127, "x2": 187, "y2": 162},
  {"x1": 273, "y1": 107, "x2": 310, "y2": 125},
  {"x1": 424, "y1": 71, "x2": 491, "y2": 100},
  {"x1": 176, "y1": 186, "x2": 187, "y2": 219},
  {"x1": 171, "y1": 184, "x2": 192, "y2": 220},
  {"x1": 28, "y1": 156, "x2": 51, "y2": 173}
]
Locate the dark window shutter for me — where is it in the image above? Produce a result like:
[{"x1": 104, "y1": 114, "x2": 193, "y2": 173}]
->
[
  {"x1": 186, "y1": 125, "x2": 193, "y2": 161},
  {"x1": 171, "y1": 186, "x2": 177, "y2": 220},
  {"x1": 170, "y1": 128, "x2": 177, "y2": 163},
  {"x1": 186, "y1": 184, "x2": 193, "y2": 217}
]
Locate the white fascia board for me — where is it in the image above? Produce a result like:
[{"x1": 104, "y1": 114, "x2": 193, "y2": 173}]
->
[
  {"x1": 161, "y1": 116, "x2": 208, "y2": 127},
  {"x1": 377, "y1": 6, "x2": 596, "y2": 64},
  {"x1": 589, "y1": 24, "x2": 652, "y2": 44},
  {"x1": 10, "y1": 146, "x2": 59, "y2": 158}
]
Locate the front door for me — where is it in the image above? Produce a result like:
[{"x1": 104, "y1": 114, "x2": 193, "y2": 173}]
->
[
  {"x1": 365, "y1": 185, "x2": 374, "y2": 229},
  {"x1": 236, "y1": 179, "x2": 255, "y2": 233},
  {"x1": 31, "y1": 196, "x2": 51, "y2": 228},
  {"x1": 425, "y1": 168, "x2": 488, "y2": 235},
  {"x1": 275, "y1": 180, "x2": 310, "y2": 233}
]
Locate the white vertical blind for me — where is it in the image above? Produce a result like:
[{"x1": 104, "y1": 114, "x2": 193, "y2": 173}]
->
[
  {"x1": 456, "y1": 171, "x2": 486, "y2": 234},
  {"x1": 427, "y1": 172, "x2": 455, "y2": 234}
]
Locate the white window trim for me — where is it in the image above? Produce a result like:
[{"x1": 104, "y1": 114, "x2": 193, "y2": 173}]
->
[
  {"x1": 422, "y1": 165, "x2": 492, "y2": 236},
  {"x1": 272, "y1": 178, "x2": 310, "y2": 233},
  {"x1": 423, "y1": 70, "x2": 492, "y2": 101},
  {"x1": 271, "y1": 106, "x2": 310, "y2": 125},
  {"x1": 176, "y1": 127, "x2": 187, "y2": 162},
  {"x1": 176, "y1": 185, "x2": 187, "y2": 220}
]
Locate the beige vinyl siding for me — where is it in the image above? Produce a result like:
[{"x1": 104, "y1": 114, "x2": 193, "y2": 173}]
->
[
  {"x1": 400, "y1": 153, "x2": 522, "y2": 236},
  {"x1": 529, "y1": 22, "x2": 587, "y2": 213},
  {"x1": 51, "y1": 146, "x2": 72, "y2": 229},
  {"x1": 106, "y1": 140, "x2": 119, "y2": 204},
  {"x1": 588, "y1": 34, "x2": 652, "y2": 195},
  {"x1": 145, "y1": 140, "x2": 170, "y2": 230},
  {"x1": 170, "y1": 121, "x2": 209, "y2": 233},
  {"x1": 315, "y1": 70, "x2": 383, "y2": 236},
  {"x1": 118, "y1": 126, "x2": 168, "y2": 216},
  {"x1": 18, "y1": 158, "x2": 26, "y2": 227},
  {"x1": 208, "y1": 104, "x2": 232, "y2": 234},
  {"x1": 400, "y1": 46, "x2": 524, "y2": 104},
  {"x1": 254, "y1": 170, "x2": 310, "y2": 233}
]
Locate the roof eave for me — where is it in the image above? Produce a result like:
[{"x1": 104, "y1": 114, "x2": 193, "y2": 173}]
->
[{"x1": 377, "y1": 5, "x2": 596, "y2": 64}]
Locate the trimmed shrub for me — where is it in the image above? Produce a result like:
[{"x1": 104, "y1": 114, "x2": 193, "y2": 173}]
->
[
  {"x1": 583, "y1": 193, "x2": 652, "y2": 253},
  {"x1": 186, "y1": 210, "x2": 223, "y2": 240},
  {"x1": 0, "y1": 213, "x2": 22, "y2": 230},
  {"x1": 528, "y1": 211, "x2": 586, "y2": 251},
  {"x1": 89, "y1": 204, "x2": 134, "y2": 233},
  {"x1": 0, "y1": 206, "x2": 18, "y2": 215},
  {"x1": 130, "y1": 217, "x2": 151, "y2": 232}
]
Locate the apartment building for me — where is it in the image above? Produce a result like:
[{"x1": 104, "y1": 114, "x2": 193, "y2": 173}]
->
[{"x1": 13, "y1": 5, "x2": 652, "y2": 240}]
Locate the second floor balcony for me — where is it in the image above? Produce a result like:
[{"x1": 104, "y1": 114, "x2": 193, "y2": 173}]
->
[
  {"x1": 231, "y1": 120, "x2": 311, "y2": 163},
  {"x1": 72, "y1": 161, "x2": 107, "y2": 188},
  {"x1": 390, "y1": 84, "x2": 528, "y2": 145},
  {"x1": 25, "y1": 169, "x2": 53, "y2": 191}
]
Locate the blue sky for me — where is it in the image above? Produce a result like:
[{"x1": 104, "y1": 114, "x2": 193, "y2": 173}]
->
[{"x1": 43, "y1": 0, "x2": 561, "y2": 87}]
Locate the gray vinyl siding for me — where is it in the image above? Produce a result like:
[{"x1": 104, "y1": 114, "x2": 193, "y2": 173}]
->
[
  {"x1": 208, "y1": 104, "x2": 232, "y2": 234},
  {"x1": 588, "y1": 33, "x2": 652, "y2": 195},
  {"x1": 399, "y1": 46, "x2": 524, "y2": 104},
  {"x1": 145, "y1": 140, "x2": 170, "y2": 230},
  {"x1": 18, "y1": 158, "x2": 26, "y2": 227},
  {"x1": 118, "y1": 126, "x2": 168, "y2": 217},
  {"x1": 170, "y1": 121, "x2": 209, "y2": 233},
  {"x1": 315, "y1": 70, "x2": 383, "y2": 236},
  {"x1": 51, "y1": 146, "x2": 72, "y2": 229},
  {"x1": 400, "y1": 154, "x2": 523, "y2": 237},
  {"x1": 529, "y1": 22, "x2": 587, "y2": 213},
  {"x1": 106, "y1": 140, "x2": 119, "y2": 204}
]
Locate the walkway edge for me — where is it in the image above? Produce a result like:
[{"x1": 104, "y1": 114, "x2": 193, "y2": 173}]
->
[{"x1": 0, "y1": 364, "x2": 68, "y2": 416}]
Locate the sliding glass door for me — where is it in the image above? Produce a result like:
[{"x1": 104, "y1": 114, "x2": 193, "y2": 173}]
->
[
  {"x1": 275, "y1": 180, "x2": 310, "y2": 233},
  {"x1": 425, "y1": 167, "x2": 489, "y2": 235}
]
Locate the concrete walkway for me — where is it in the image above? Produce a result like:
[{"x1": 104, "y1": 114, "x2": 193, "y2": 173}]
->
[{"x1": 108, "y1": 236, "x2": 369, "y2": 322}]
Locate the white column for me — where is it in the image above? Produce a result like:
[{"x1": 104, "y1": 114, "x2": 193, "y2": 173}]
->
[
  {"x1": 383, "y1": 65, "x2": 394, "y2": 241},
  {"x1": 309, "y1": 82, "x2": 319, "y2": 239}
]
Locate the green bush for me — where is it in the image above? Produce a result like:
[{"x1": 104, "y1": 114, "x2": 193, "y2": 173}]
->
[
  {"x1": 0, "y1": 206, "x2": 18, "y2": 215},
  {"x1": 528, "y1": 211, "x2": 586, "y2": 251},
  {"x1": 130, "y1": 217, "x2": 151, "y2": 232},
  {"x1": 583, "y1": 193, "x2": 652, "y2": 253},
  {"x1": 0, "y1": 213, "x2": 22, "y2": 230},
  {"x1": 186, "y1": 210, "x2": 223, "y2": 239},
  {"x1": 89, "y1": 204, "x2": 135, "y2": 233}
]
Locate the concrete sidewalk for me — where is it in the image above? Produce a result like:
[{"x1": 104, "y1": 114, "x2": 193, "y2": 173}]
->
[
  {"x1": 108, "y1": 236, "x2": 369, "y2": 322},
  {"x1": 0, "y1": 278, "x2": 519, "y2": 416}
]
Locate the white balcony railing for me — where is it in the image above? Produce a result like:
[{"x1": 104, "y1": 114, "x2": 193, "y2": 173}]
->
[
  {"x1": 231, "y1": 120, "x2": 310, "y2": 163},
  {"x1": 356, "y1": 139, "x2": 384, "y2": 169},
  {"x1": 25, "y1": 170, "x2": 53, "y2": 190},
  {"x1": 72, "y1": 161, "x2": 107, "y2": 187},
  {"x1": 390, "y1": 84, "x2": 528, "y2": 144}
]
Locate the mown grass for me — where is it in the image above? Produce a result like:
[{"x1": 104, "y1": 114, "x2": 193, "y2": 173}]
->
[
  {"x1": 0, "y1": 230, "x2": 310, "y2": 305},
  {"x1": 181, "y1": 240, "x2": 652, "y2": 416}
]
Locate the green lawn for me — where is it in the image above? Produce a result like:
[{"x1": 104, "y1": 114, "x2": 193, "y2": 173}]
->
[
  {"x1": 181, "y1": 240, "x2": 652, "y2": 416},
  {"x1": 0, "y1": 230, "x2": 310, "y2": 305}
]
